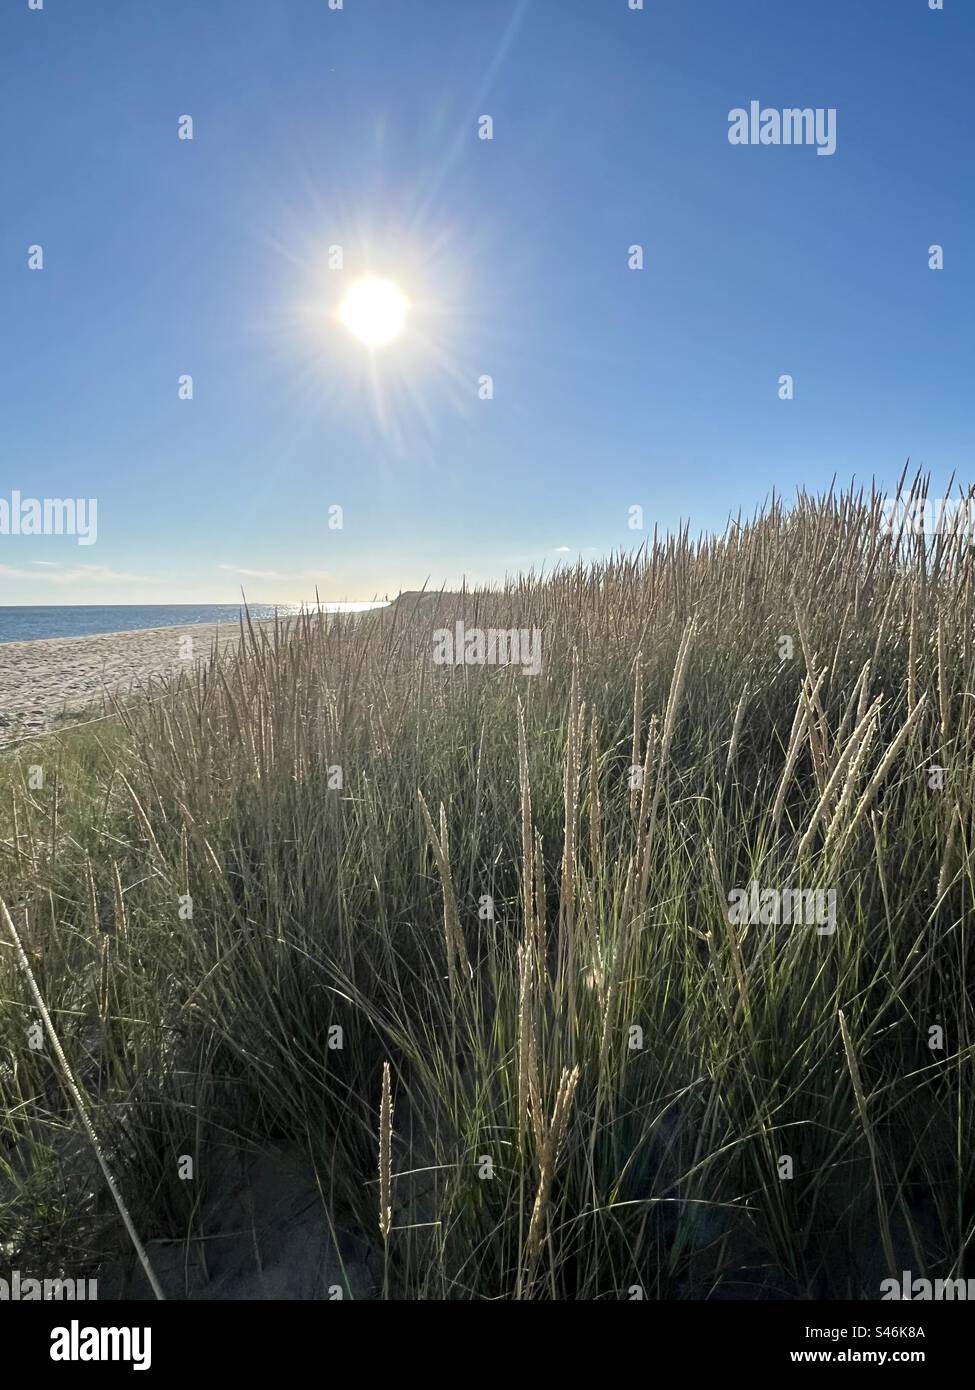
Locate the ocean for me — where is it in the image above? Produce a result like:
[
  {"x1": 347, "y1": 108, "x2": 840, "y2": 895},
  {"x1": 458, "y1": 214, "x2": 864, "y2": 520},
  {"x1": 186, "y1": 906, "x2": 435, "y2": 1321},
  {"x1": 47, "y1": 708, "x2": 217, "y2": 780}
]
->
[{"x1": 0, "y1": 603, "x2": 387, "y2": 645}]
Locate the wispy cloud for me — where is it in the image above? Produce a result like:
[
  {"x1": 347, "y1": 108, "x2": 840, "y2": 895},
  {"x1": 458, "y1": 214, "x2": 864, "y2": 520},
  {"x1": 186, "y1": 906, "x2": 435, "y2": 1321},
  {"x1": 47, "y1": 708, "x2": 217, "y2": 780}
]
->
[
  {"x1": 218, "y1": 564, "x2": 332, "y2": 582},
  {"x1": 217, "y1": 564, "x2": 291, "y2": 581},
  {"x1": 0, "y1": 562, "x2": 149, "y2": 583}
]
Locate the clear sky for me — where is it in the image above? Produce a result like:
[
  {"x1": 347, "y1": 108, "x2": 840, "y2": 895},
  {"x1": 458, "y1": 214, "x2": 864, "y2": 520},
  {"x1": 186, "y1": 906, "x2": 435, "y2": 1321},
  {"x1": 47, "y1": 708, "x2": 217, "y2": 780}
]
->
[{"x1": 1, "y1": 0, "x2": 972, "y2": 605}]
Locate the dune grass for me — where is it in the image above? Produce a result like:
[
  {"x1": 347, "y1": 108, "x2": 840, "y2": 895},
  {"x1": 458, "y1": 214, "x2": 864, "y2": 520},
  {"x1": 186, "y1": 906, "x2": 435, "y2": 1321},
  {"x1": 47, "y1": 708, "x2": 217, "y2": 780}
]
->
[{"x1": 2, "y1": 476, "x2": 974, "y2": 1299}]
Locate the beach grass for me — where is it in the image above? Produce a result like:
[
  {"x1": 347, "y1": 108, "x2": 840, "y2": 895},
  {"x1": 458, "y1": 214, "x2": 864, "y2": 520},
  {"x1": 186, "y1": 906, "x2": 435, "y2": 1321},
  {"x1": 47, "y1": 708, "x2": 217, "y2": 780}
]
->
[{"x1": 2, "y1": 475, "x2": 974, "y2": 1299}]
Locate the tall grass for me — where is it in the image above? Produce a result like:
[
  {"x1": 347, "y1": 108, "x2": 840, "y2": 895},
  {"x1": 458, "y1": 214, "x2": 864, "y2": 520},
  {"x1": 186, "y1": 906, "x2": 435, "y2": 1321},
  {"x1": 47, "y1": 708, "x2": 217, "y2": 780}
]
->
[{"x1": 2, "y1": 475, "x2": 974, "y2": 1298}]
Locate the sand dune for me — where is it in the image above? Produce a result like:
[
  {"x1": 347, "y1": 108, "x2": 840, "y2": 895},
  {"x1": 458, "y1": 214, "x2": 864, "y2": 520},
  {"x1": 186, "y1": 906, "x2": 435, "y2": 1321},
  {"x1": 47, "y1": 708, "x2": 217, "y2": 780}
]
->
[{"x1": 0, "y1": 619, "x2": 263, "y2": 744}]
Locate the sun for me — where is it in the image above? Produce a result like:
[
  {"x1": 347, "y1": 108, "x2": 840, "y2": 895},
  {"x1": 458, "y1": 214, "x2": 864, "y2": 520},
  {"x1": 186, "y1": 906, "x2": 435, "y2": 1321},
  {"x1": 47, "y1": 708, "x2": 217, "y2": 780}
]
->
[{"x1": 337, "y1": 277, "x2": 410, "y2": 348}]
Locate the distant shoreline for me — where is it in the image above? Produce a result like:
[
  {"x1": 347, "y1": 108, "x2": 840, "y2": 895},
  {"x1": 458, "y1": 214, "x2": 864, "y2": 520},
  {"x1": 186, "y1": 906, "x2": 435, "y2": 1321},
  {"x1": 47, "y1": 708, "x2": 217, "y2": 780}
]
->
[
  {"x1": 0, "y1": 596, "x2": 474, "y2": 742},
  {"x1": 0, "y1": 601, "x2": 389, "y2": 646},
  {"x1": 0, "y1": 617, "x2": 285, "y2": 743}
]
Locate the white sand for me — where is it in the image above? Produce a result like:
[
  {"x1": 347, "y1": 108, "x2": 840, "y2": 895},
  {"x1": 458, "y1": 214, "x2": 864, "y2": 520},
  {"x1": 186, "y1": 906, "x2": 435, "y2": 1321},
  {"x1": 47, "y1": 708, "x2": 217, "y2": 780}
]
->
[{"x1": 0, "y1": 619, "x2": 269, "y2": 744}]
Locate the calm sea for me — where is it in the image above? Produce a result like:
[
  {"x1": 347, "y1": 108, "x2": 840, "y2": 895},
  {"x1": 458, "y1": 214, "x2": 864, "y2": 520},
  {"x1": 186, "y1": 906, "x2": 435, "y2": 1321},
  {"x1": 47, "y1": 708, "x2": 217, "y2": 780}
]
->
[{"x1": 0, "y1": 604, "x2": 387, "y2": 645}]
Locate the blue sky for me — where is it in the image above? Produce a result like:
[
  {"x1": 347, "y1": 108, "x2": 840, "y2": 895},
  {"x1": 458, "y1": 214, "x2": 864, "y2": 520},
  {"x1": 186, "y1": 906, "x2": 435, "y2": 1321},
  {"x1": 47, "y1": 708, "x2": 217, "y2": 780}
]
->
[{"x1": 1, "y1": 0, "x2": 972, "y2": 604}]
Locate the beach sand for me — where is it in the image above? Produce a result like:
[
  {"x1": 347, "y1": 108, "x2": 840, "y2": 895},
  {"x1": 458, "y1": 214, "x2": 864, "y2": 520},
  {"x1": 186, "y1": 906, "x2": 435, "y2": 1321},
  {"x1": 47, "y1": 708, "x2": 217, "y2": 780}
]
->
[{"x1": 0, "y1": 619, "x2": 271, "y2": 744}]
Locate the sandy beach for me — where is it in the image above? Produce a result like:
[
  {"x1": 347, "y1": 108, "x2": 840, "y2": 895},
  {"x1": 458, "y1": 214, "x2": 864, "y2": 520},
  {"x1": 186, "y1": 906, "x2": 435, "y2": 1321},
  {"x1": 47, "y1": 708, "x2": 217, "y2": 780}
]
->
[{"x1": 0, "y1": 619, "x2": 268, "y2": 744}]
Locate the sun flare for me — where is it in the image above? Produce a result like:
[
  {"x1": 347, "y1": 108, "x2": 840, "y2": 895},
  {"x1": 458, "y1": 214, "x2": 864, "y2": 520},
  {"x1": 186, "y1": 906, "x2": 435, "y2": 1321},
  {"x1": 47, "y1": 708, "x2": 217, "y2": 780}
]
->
[{"x1": 337, "y1": 277, "x2": 409, "y2": 348}]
